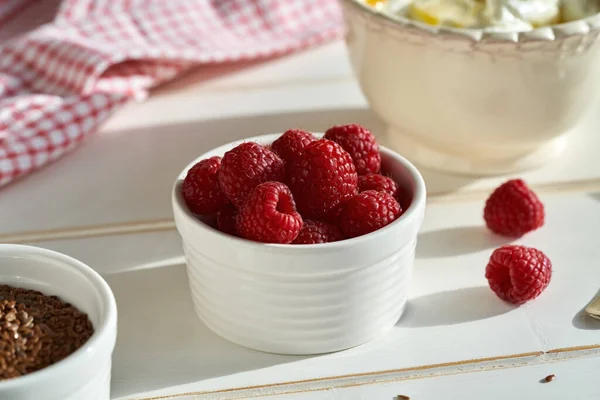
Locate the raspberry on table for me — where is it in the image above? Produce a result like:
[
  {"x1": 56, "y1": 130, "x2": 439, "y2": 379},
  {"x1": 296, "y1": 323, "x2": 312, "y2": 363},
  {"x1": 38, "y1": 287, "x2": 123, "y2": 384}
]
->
[
  {"x1": 292, "y1": 220, "x2": 343, "y2": 245},
  {"x1": 485, "y1": 245, "x2": 552, "y2": 305},
  {"x1": 182, "y1": 156, "x2": 228, "y2": 215},
  {"x1": 218, "y1": 142, "x2": 285, "y2": 207},
  {"x1": 271, "y1": 129, "x2": 317, "y2": 164},
  {"x1": 358, "y1": 173, "x2": 399, "y2": 199},
  {"x1": 338, "y1": 190, "x2": 402, "y2": 238},
  {"x1": 324, "y1": 124, "x2": 381, "y2": 175},
  {"x1": 236, "y1": 181, "x2": 303, "y2": 244},
  {"x1": 216, "y1": 203, "x2": 238, "y2": 237},
  {"x1": 484, "y1": 179, "x2": 545, "y2": 237},
  {"x1": 287, "y1": 139, "x2": 358, "y2": 221}
]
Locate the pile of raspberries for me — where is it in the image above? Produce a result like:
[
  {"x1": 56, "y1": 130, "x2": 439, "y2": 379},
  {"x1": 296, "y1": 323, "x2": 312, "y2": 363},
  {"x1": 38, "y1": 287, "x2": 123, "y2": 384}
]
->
[{"x1": 182, "y1": 124, "x2": 405, "y2": 245}]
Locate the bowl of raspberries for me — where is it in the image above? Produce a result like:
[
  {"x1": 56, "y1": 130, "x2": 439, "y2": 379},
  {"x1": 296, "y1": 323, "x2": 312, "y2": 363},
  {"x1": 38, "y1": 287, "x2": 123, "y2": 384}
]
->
[{"x1": 172, "y1": 124, "x2": 426, "y2": 354}]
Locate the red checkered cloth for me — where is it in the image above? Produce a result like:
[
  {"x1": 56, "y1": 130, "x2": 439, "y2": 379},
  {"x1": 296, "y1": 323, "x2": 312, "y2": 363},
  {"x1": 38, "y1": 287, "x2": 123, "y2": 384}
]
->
[{"x1": 0, "y1": 0, "x2": 342, "y2": 187}]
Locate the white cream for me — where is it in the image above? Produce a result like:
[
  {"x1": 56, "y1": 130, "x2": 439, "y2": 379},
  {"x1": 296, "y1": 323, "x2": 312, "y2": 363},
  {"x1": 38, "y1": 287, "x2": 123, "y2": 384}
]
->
[
  {"x1": 481, "y1": 4, "x2": 535, "y2": 31},
  {"x1": 377, "y1": 0, "x2": 600, "y2": 30},
  {"x1": 498, "y1": 0, "x2": 561, "y2": 26},
  {"x1": 406, "y1": 0, "x2": 485, "y2": 28}
]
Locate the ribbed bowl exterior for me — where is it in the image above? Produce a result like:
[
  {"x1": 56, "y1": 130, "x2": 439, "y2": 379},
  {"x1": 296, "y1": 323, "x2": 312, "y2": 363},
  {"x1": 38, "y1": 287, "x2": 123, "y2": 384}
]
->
[
  {"x1": 173, "y1": 133, "x2": 426, "y2": 355},
  {"x1": 183, "y1": 238, "x2": 416, "y2": 354}
]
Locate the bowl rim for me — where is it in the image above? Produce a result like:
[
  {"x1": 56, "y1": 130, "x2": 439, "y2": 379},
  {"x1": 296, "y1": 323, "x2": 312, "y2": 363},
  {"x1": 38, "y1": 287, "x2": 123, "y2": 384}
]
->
[
  {"x1": 341, "y1": 0, "x2": 600, "y2": 43},
  {"x1": 0, "y1": 244, "x2": 117, "y2": 390},
  {"x1": 172, "y1": 132, "x2": 427, "y2": 252}
]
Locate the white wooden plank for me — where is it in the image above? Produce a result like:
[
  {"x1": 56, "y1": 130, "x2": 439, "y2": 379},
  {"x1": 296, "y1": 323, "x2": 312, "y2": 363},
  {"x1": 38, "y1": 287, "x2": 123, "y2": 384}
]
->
[
  {"x1": 243, "y1": 356, "x2": 600, "y2": 400},
  {"x1": 105, "y1": 263, "x2": 542, "y2": 398},
  {"x1": 148, "y1": 41, "x2": 353, "y2": 94},
  {"x1": 25, "y1": 192, "x2": 600, "y2": 399},
  {"x1": 101, "y1": 78, "x2": 366, "y2": 134},
  {"x1": 1, "y1": 102, "x2": 375, "y2": 235},
  {"x1": 415, "y1": 191, "x2": 600, "y2": 352},
  {"x1": 2, "y1": 99, "x2": 600, "y2": 236},
  {"x1": 22, "y1": 230, "x2": 184, "y2": 275}
]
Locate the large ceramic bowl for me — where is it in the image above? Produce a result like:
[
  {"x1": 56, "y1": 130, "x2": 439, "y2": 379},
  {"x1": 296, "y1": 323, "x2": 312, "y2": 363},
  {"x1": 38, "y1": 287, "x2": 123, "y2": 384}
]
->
[
  {"x1": 341, "y1": 0, "x2": 600, "y2": 175},
  {"x1": 172, "y1": 133, "x2": 426, "y2": 355}
]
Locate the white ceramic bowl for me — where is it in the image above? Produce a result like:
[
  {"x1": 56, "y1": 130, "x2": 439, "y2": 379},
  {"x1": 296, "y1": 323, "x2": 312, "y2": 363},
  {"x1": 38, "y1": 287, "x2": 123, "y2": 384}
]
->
[
  {"x1": 172, "y1": 133, "x2": 426, "y2": 355},
  {"x1": 341, "y1": 0, "x2": 600, "y2": 175},
  {"x1": 0, "y1": 244, "x2": 117, "y2": 400}
]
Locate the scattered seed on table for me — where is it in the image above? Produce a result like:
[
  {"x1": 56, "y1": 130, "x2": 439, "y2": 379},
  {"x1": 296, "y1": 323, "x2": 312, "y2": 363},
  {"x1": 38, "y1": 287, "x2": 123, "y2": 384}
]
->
[{"x1": 543, "y1": 374, "x2": 555, "y2": 383}]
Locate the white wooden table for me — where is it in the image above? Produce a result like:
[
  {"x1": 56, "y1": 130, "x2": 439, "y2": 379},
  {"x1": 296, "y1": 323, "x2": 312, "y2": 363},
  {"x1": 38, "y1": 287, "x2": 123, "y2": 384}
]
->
[{"x1": 1, "y1": 40, "x2": 599, "y2": 400}]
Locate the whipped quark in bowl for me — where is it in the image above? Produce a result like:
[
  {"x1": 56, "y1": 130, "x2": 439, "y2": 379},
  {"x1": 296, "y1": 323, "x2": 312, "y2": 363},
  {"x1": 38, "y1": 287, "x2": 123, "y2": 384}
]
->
[
  {"x1": 343, "y1": 0, "x2": 600, "y2": 175},
  {"x1": 366, "y1": 0, "x2": 600, "y2": 31}
]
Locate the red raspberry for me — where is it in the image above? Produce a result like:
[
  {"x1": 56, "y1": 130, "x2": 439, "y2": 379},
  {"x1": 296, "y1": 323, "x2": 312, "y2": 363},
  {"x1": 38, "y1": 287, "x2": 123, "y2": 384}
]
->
[
  {"x1": 181, "y1": 156, "x2": 228, "y2": 215},
  {"x1": 485, "y1": 245, "x2": 552, "y2": 305},
  {"x1": 216, "y1": 203, "x2": 238, "y2": 237},
  {"x1": 292, "y1": 220, "x2": 343, "y2": 245},
  {"x1": 338, "y1": 190, "x2": 402, "y2": 238},
  {"x1": 271, "y1": 129, "x2": 317, "y2": 164},
  {"x1": 358, "y1": 173, "x2": 399, "y2": 198},
  {"x1": 287, "y1": 139, "x2": 358, "y2": 221},
  {"x1": 484, "y1": 179, "x2": 544, "y2": 237},
  {"x1": 236, "y1": 182, "x2": 303, "y2": 244},
  {"x1": 199, "y1": 214, "x2": 218, "y2": 230},
  {"x1": 218, "y1": 142, "x2": 285, "y2": 207},
  {"x1": 324, "y1": 124, "x2": 381, "y2": 175}
]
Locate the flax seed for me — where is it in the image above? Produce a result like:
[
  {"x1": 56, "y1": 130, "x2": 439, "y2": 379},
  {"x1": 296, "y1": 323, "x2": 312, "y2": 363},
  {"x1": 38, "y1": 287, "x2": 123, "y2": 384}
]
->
[{"x1": 0, "y1": 284, "x2": 94, "y2": 380}]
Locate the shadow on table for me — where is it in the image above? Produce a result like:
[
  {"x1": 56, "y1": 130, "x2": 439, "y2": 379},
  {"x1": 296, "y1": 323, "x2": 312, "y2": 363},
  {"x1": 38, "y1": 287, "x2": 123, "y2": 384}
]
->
[
  {"x1": 398, "y1": 286, "x2": 515, "y2": 328},
  {"x1": 106, "y1": 265, "x2": 307, "y2": 398},
  {"x1": 572, "y1": 288, "x2": 600, "y2": 331},
  {"x1": 589, "y1": 192, "x2": 600, "y2": 203},
  {"x1": 125, "y1": 106, "x2": 478, "y2": 195},
  {"x1": 416, "y1": 226, "x2": 513, "y2": 259},
  {"x1": 3, "y1": 107, "x2": 477, "y2": 223},
  {"x1": 152, "y1": 56, "x2": 287, "y2": 94}
]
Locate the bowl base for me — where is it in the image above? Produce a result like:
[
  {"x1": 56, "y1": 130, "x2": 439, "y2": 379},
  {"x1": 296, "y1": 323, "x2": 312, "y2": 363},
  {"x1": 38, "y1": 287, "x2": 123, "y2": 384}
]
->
[
  {"x1": 382, "y1": 126, "x2": 569, "y2": 176},
  {"x1": 190, "y1": 295, "x2": 407, "y2": 356}
]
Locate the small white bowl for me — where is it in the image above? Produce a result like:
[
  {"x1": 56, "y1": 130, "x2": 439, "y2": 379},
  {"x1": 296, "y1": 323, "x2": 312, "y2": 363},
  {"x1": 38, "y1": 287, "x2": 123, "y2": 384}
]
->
[
  {"x1": 0, "y1": 244, "x2": 117, "y2": 400},
  {"x1": 341, "y1": 0, "x2": 600, "y2": 175},
  {"x1": 172, "y1": 133, "x2": 426, "y2": 355}
]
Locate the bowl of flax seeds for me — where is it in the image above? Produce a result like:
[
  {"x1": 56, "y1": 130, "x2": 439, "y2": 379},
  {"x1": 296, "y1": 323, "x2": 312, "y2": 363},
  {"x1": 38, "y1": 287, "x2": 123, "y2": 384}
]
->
[
  {"x1": 0, "y1": 285, "x2": 95, "y2": 379},
  {"x1": 0, "y1": 244, "x2": 117, "y2": 400}
]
